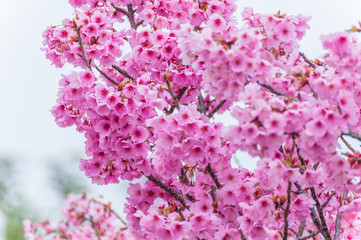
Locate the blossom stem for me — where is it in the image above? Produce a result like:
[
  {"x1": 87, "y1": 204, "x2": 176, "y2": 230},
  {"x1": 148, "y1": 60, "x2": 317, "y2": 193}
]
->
[{"x1": 73, "y1": 21, "x2": 92, "y2": 70}]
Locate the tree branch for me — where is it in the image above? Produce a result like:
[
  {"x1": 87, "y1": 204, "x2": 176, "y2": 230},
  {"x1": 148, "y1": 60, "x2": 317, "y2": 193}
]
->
[
  {"x1": 166, "y1": 87, "x2": 187, "y2": 114},
  {"x1": 299, "y1": 52, "x2": 316, "y2": 69},
  {"x1": 239, "y1": 229, "x2": 247, "y2": 240},
  {"x1": 296, "y1": 220, "x2": 306, "y2": 239},
  {"x1": 257, "y1": 81, "x2": 298, "y2": 101},
  {"x1": 333, "y1": 213, "x2": 342, "y2": 240},
  {"x1": 165, "y1": 79, "x2": 180, "y2": 110},
  {"x1": 179, "y1": 166, "x2": 190, "y2": 185},
  {"x1": 94, "y1": 65, "x2": 119, "y2": 86},
  {"x1": 146, "y1": 174, "x2": 189, "y2": 209},
  {"x1": 282, "y1": 182, "x2": 292, "y2": 240},
  {"x1": 205, "y1": 163, "x2": 222, "y2": 189},
  {"x1": 342, "y1": 129, "x2": 361, "y2": 142},
  {"x1": 111, "y1": 3, "x2": 143, "y2": 30},
  {"x1": 321, "y1": 192, "x2": 335, "y2": 209},
  {"x1": 73, "y1": 21, "x2": 92, "y2": 70},
  {"x1": 207, "y1": 99, "x2": 227, "y2": 118},
  {"x1": 310, "y1": 187, "x2": 332, "y2": 240},
  {"x1": 112, "y1": 65, "x2": 135, "y2": 80},
  {"x1": 197, "y1": 91, "x2": 207, "y2": 114},
  {"x1": 340, "y1": 135, "x2": 356, "y2": 153},
  {"x1": 299, "y1": 230, "x2": 320, "y2": 240}
]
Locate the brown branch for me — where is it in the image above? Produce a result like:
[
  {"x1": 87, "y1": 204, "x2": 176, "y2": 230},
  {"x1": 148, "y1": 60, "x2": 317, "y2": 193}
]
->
[
  {"x1": 197, "y1": 92, "x2": 207, "y2": 114},
  {"x1": 296, "y1": 220, "x2": 306, "y2": 239},
  {"x1": 257, "y1": 81, "x2": 298, "y2": 101},
  {"x1": 299, "y1": 52, "x2": 316, "y2": 69},
  {"x1": 306, "y1": 82, "x2": 318, "y2": 99},
  {"x1": 146, "y1": 174, "x2": 189, "y2": 209},
  {"x1": 334, "y1": 213, "x2": 342, "y2": 240},
  {"x1": 294, "y1": 182, "x2": 305, "y2": 195},
  {"x1": 94, "y1": 65, "x2": 119, "y2": 86},
  {"x1": 321, "y1": 192, "x2": 335, "y2": 209},
  {"x1": 179, "y1": 166, "x2": 190, "y2": 185},
  {"x1": 239, "y1": 229, "x2": 247, "y2": 240},
  {"x1": 167, "y1": 87, "x2": 187, "y2": 114},
  {"x1": 112, "y1": 65, "x2": 135, "y2": 80},
  {"x1": 73, "y1": 21, "x2": 92, "y2": 70},
  {"x1": 205, "y1": 163, "x2": 222, "y2": 189},
  {"x1": 175, "y1": 206, "x2": 186, "y2": 221},
  {"x1": 310, "y1": 207, "x2": 322, "y2": 231},
  {"x1": 209, "y1": 185, "x2": 218, "y2": 202},
  {"x1": 87, "y1": 216, "x2": 101, "y2": 240},
  {"x1": 299, "y1": 230, "x2": 320, "y2": 240},
  {"x1": 282, "y1": 182, "x2": 292, "y2": 240},
  {"x1": 340, "y1": 135, "x2": 356, "y2": 153},
  {"x1": 342, "y1": 129, "x2": 361, "y2": 142},
  {"x1": 207, "y1": 99, "x2": 227, "y2": 118},
  {"x1": 111, "y1": 3, "x2": 143, "y2": 30},
  {"x1": 310, "y1": 187, "x2": 332, "y2": 240},
  {"x1": 293, "y1": 136, "x2": 306, "y2": 173},
  {"x1": 165, "y1": 79, "x2": 180, "y2": 110}
]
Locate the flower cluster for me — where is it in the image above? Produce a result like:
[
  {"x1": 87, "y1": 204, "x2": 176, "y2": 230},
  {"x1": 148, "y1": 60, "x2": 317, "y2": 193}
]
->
[{"x1": 24, "y1": 193, "x2": 133, "y2": 240}]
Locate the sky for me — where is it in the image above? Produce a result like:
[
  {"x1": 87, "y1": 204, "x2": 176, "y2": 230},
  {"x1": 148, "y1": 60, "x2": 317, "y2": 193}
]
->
[{"x1": 0, "y1": 0, "x2": 361, "y2": 237}]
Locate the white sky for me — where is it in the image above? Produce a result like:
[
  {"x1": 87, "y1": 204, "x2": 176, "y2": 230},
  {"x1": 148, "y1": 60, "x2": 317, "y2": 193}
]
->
[{"x1": 0, "y1": 0, "x2": 361, "y2": 235}]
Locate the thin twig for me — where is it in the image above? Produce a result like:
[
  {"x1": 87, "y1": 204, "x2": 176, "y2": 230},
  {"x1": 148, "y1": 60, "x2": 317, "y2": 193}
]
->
[
  {"x1": 112, "y1": 65, "x2": 135, "y2": 80},
  {"x1": 306, "y1": 82, "x2": 318, "y2": 99},
  {"x1": 73, "y1": 21, "x2": 92, "y2": 69},
  {"x1": 321, "y1": 192, "x2": 335, "y2": 209},
  {"x1": 196, "y1": 86, "x2": 207, "y2": 114},
  {"x1": 186, "y1": 193, "x2": 196, "y2": 202},
  {"x1": 299, "y1": 230, "x2": 320, "y2": 240},
  {"x1": 334, "y1": 213, "x2": 342, "y2": 240},
  {"x1": 165, "y1": 79, "x2": 180, "y2": 110},
  {"x1": 340, "y1": 135, "x2": 356, "y2": 153},
  {"x1": 310, "y1": 187, "x2": 332, "y2": 240},
  {"x1": 146, "y1": 174, "x2": 189, "y2": 209},
  {"x1": 179, "y1": 166, "x2": 190, "y2": 185},
  {"x1": 91, "y1": 199, "x2": 127, "y2": 226},
  {"x1": 257, "y1": 81, "x2": 298, "y2": 101},
  {"x1": 111, "y1": 3, "x2": 143, "y2": 30},
  {"x1": 282, "y1": 182, "x2": 292, "y2": 240},
  {"x1": 239, "y1": 229, "x2": 247, "y2": 240},
  {"x1": 94, "y1": 65, "x2": 119, "y2": 86},
  {"x1": 342, "y1": 129, "x2": 361, "y2": 142},
  {"x1": 296, "y1": 220, "x2": 306, "y2": 239},
  {"x1": 294, "y1": 182, "x2": 305, "y2": 195},
  {"x1": 205, "y1": 163, "x2": 222, "y2": 189},
  {"x1": 167, "y1": 87, "x2": 187, "y2": 114},
  {"x1": 207, "y1": 99, "x2": 227, "y2": 118},
  {"x1": 87, "y1": 216, "x2": 101, "y2": 240},
  {"x1": 299, "y1": 52, "x2": 316, "y2": 69}
]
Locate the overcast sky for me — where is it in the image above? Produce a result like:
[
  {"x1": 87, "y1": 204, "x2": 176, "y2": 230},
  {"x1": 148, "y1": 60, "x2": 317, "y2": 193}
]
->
[{"x1": 0, "y1": 0, "x2": 361, "y2": 235}]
